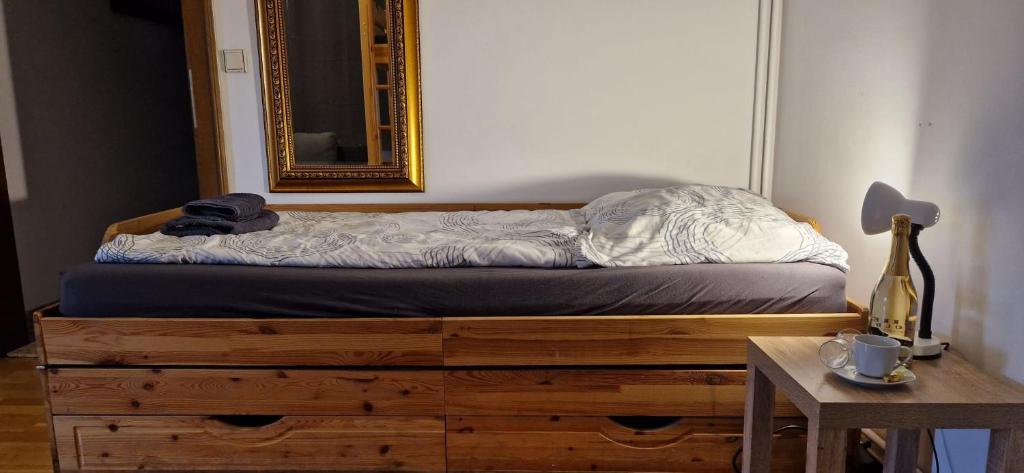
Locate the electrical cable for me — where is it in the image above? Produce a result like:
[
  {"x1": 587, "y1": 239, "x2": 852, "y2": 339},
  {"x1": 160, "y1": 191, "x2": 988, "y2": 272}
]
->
[
  {"x1": 736, "y1": 331, "x2": 947, "y2": 473},
  {"x1": 731, "y1": 424, "x2": 807, "y2": 473},
  {"x1": 732, "y1": 426, "x2": 945, "y2": 473}
]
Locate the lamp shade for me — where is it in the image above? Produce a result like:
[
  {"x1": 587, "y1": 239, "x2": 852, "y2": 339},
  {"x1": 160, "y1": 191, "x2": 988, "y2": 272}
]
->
[{"x1": 861, "y1": 181, "x2": 940, "y2": 235}]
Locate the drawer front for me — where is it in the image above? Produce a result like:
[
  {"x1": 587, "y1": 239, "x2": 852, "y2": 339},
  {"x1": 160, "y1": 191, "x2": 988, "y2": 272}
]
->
[
  {"x1": 446, "y1": 369, "x2": 801, "y2": 417},
  {"x1": 447, "y1": 416, "x2": 805, "y2": 473},
  {"x1": 38, "y1": 316, "x2": 442, "y2": 366},
  {"x1": 443, "y1": 314, "x2": 864, "y2": 366},
  {"x1": 48, "y1": 368, "x2": 443, "y2": 416},
  {"x1": 53, "y1": 416, "x2": 444, "y2": 472}
]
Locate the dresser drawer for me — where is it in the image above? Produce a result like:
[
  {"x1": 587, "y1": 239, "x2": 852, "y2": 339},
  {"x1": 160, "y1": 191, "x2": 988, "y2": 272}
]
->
[
  {"x1": 446, "y1": 416, "x2": 805, "y2": 473},
  {"x1": 48, "y1": 368, "x2": 443, "y2": 416},
  {"x1": 37, "y1": 314, "x2": 442, "y2": 366},
  {"x1": 448, "y1": 415, "x2": 806, "y2": 470},
  {"x1": 445, "y1": 369, "x2": 801, "y2": 417},
  {"x1": 53, "y1": 415, "x2": 445, "y2": 472}
]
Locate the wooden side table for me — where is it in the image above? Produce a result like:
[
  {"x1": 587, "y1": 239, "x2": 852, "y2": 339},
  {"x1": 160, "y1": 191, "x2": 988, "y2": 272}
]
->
[{"x1": 742, "y1": 336, "x2": 1024, "y2": 473}]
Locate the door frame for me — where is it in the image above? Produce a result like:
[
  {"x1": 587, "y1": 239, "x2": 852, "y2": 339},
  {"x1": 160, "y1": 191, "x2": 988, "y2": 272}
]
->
[
  {"x1": 0, "y1": 135, "x2": 29, "y2": 354},
  {"x1": 181, "y1": 0, "x2": 227, "y2": 197}
]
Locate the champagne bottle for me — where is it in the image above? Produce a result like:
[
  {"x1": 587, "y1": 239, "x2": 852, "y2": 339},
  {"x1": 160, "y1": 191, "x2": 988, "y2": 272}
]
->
[{"x1": 868, "y1": 214, "x2": 919, "y2": 346}]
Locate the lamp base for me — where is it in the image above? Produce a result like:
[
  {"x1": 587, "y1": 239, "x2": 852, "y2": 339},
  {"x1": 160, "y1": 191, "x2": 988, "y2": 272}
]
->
[{"x1": 913, "y1": 335, "x2": 944, "y2": 359}]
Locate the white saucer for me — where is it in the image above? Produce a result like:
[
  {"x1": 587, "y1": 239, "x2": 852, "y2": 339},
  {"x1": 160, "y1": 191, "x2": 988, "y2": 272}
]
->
[{"x1": 830, "y1": 365, "x2": 916, "y2": 387}]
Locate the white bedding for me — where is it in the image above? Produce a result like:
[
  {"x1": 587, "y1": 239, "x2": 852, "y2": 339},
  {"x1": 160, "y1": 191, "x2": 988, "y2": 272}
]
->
[
  {"x1": 579, "y1": 185, "x2": 849, "y2": 272},
  {"x1": 97, "y1": 210, "x2": 585, "y2": 268},
  {"x1": 96, "y1": 185, "x2": 849, "y2": 271}
]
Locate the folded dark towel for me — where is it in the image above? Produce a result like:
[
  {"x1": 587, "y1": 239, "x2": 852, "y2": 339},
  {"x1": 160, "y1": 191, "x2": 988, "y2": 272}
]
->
[
  {"x1": 182, "y1": 193, "x2": 266, "y2": 221},
  {"x1": 161, "y1": 210, "x2": 279, "y2": 237}
]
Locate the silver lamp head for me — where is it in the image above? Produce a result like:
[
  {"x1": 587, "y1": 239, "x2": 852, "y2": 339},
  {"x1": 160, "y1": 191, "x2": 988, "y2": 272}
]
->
[{"x1": 861, "y1": 181, "x2": 940, "y2": 235}]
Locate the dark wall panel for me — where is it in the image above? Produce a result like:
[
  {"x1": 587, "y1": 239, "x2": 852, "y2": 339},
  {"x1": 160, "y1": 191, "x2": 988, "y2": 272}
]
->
[{"x1": 3, "y1": 0, "x2": 198, "y2": 312}]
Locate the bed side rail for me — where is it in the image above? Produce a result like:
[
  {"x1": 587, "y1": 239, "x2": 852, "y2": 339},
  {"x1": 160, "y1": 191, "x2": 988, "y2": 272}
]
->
[
  {"x1": 101, "y1": 207, "x2": 184, "y2": 243},
  {"x1": 35, "y1": 304, "x2": 863, "y2": 367}
]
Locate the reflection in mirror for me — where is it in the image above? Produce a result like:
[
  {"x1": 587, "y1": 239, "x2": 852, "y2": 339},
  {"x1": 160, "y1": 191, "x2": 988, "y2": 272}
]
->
[
  {"x1": 284, "y1": 0, "x2": 390, "y2": 165},
  {"x1": 373, "y1": 0, "x2": 388, "y2": 44},
  {"x1": 256, "y1": 0, "x2": 421, "y2": 192}
]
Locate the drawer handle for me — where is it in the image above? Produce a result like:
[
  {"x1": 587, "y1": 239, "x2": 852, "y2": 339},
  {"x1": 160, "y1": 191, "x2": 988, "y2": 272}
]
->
[
  {"x1": 607, "y1": 416, "x2": 684, "y2": 432},
  {"x1": 210, "y1": 415, "x2": 284, "y2": 428}
]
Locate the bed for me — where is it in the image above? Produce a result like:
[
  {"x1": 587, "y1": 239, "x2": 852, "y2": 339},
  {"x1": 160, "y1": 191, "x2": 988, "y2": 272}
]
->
[{"x1": 34, "y1": 203, "x2": 867, "y2": 473}]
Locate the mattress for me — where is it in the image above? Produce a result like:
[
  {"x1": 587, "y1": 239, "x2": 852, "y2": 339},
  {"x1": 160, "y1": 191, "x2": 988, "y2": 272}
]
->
[{"x1": 59, "y1": 262, "x2": 847, "y2": 317}]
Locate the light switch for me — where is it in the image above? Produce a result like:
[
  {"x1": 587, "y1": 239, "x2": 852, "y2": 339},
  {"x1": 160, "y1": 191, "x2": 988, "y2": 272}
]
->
[{"x1": 221, "y1": 49, "x2": 247, "y2": 73}]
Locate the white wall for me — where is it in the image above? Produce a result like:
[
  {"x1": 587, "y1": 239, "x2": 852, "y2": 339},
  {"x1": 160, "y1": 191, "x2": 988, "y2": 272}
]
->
[
  {"x1": 910, "y1": 0, "x2": 1024, "y2": 388},
  {"x1": 909, "y1": 5, "x2": 1024, "y2": 467},
  {"x1": 211, "y1": 0, "x2": 769, "y2": 203},
  {"x1": 772, "y1": 0, "x2": 931, "y2": 301},
  {"x1": 774, "y1": 1, "x2": 1024, "y2": 471}
]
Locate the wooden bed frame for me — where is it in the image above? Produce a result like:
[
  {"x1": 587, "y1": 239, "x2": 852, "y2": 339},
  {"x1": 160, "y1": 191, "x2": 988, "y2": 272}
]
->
[{"x1": 35, "y1": 204, "x2": 866, "y2": 473}]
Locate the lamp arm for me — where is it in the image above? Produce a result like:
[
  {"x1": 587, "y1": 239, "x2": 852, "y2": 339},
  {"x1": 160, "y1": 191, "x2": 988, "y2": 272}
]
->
[{"x1": 908, "y1": 224, "x2": 936, "y2": 339}]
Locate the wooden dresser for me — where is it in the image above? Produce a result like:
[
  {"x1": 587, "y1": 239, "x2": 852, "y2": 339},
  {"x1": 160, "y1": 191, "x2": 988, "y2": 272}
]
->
[
  {"x1": 33, "y1": 205, "x2": 863, "y2": 472},
  {"x1": 33, "y1": 305, "x2": 869, "y2": 472}
]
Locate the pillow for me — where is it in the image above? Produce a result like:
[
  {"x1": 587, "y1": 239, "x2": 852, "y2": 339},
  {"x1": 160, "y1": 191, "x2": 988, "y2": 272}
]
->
[
  {"x1": 579, "y1": 185, "x2": 849, "y2": 271},
  {"x1": 293, "y1": 132, "x2": 339, "y2": 163}
]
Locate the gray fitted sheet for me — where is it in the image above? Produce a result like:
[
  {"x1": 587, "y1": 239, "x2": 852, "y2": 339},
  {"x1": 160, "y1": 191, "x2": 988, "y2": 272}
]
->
[{"x1": 59, "y1": 262, "x2": 846, "y2": 318}]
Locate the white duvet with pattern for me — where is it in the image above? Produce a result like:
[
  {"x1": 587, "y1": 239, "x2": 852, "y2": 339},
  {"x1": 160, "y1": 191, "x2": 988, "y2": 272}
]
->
[
  {"x1": 97, "y1": 210, "x2": 586, "y2": 268},
  {"x1": 96, "y1": 185, "x2": 848, "y2": 271}
]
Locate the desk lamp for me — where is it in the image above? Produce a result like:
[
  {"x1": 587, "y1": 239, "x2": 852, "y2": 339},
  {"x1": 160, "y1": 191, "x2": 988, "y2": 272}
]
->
[{"x1": 861, "y1": 181, "x2": 943, "y2": 358}]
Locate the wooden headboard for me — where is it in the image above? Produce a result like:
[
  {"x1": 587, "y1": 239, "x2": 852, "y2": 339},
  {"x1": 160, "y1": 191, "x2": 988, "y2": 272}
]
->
[{"x1": 101, "y1": 204, "x2": 824, "y2": 244}]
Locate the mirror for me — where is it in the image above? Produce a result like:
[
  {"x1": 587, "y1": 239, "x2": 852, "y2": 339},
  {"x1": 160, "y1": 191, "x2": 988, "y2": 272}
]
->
[{"x1": 256, "y1": 0, "x2": 423, "y2": 192}]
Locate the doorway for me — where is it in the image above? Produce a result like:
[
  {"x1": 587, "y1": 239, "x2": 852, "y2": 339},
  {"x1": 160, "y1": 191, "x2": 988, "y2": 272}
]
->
[
  {"x1": 0, "y1": 0, "x2": 222, "y2": 350},
  {"x1": 0, "y1": 137, "x2": 27, "y2": 354}
]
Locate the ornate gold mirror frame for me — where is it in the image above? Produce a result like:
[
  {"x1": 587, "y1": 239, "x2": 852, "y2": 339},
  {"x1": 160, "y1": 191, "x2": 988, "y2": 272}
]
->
[{"x1": 255, "y1": 0, "x2": 423, "y2": 192}]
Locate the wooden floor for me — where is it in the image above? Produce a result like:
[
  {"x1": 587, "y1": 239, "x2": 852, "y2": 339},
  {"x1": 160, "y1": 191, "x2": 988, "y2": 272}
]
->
[{"x1": 0, "y1": 357, "x2": 52, "y2": 473}]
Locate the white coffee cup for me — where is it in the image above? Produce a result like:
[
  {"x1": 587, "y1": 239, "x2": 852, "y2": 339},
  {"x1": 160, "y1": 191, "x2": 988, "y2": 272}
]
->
[{"x1": 851, "y1": 334, "x2": 912, "y2": 378}]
